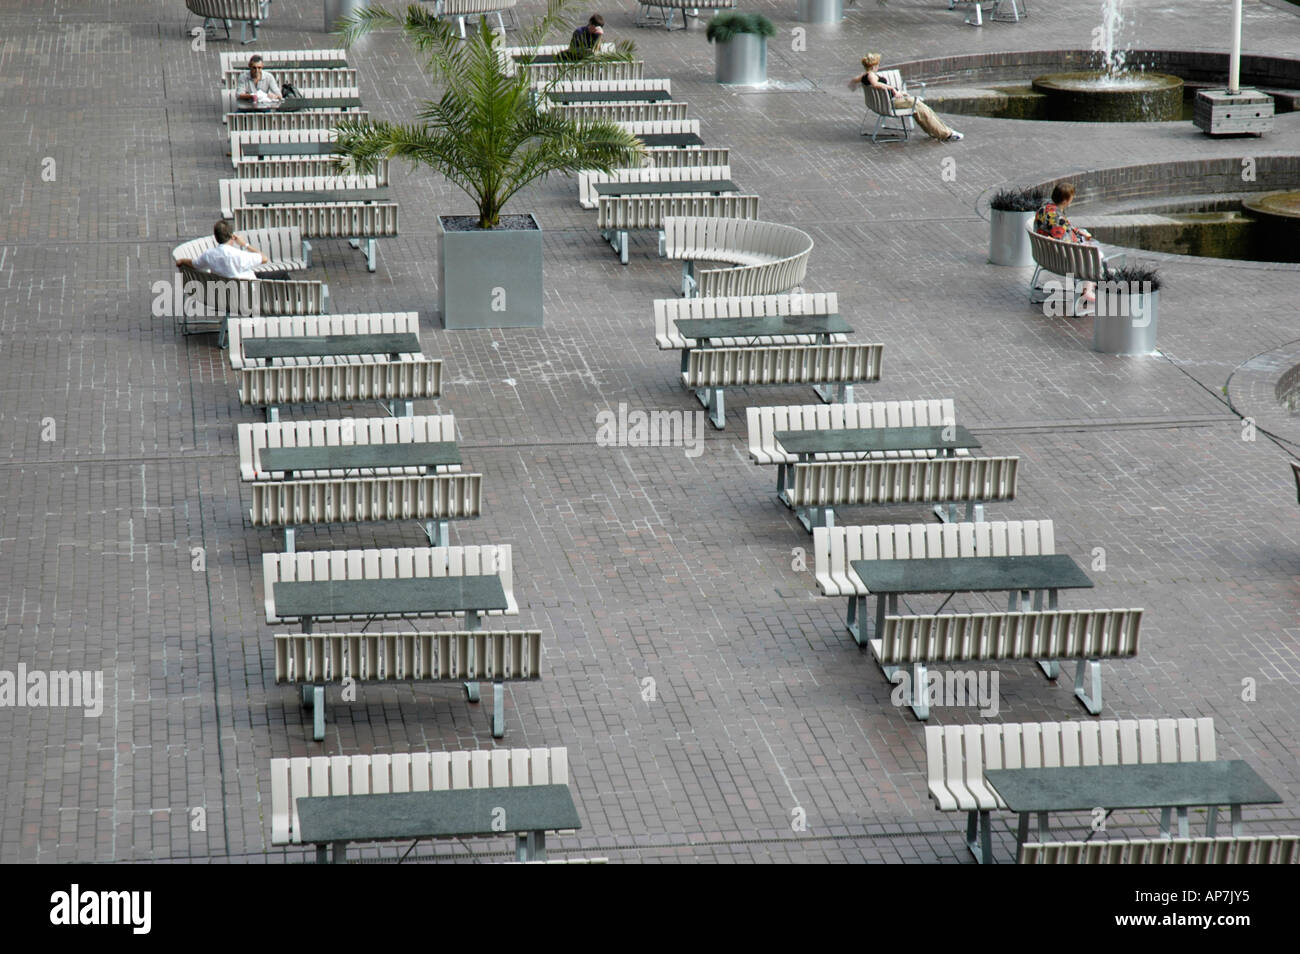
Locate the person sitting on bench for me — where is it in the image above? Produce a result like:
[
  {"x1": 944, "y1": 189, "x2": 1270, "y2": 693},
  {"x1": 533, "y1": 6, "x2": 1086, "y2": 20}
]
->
[
  {"x1": 564, "y1": 14, "x2": 604, "y2": 60},
  {"x1": 849, "y1": 53, "x2": 963, "y2": 143},
  {"x1": 175, "y1": 220, "x2": 290, "y2": 280},
  {"x1": 236, "y1": 55, "x2": 282, "y2": 107},
  {"x1": 1035, "y1": 182, "x2": 1100, "y2": 307}
]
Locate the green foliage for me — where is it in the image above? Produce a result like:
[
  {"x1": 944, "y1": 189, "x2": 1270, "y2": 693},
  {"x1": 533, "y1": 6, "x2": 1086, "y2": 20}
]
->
[
  {"x1": 331, "y1": 1, "x2": 645, "y2": 229},
  {"x1": 1109, "y1": 263, "x2": 1162, "y2": 292},
  {"x1": 705, "y1": 11, "x2": 776, "y2": 44},
  {"x1": 990, "y1": 187, "x2": 1045, "y2": 212}
]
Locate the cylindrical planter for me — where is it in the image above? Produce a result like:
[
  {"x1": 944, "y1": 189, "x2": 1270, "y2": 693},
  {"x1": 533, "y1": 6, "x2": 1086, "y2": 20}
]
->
[
  {"x1": 324, "y1": 0, "x2": 369, "y2": 32},
  {"x1": 1092, "y1": 288, "x2": 1158, "y2": 355},
  {"x1": 988, "y1": 209, "x2": 1036, "y2": 266},
  {"x1": 715, "y1": 34, "x2": 767, "y2": 86},
  {"x1": 797, "y1": 0, "x2": 843, "y2": 24}
]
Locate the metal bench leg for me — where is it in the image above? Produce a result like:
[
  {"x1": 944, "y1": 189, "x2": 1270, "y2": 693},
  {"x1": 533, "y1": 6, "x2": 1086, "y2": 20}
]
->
[
  {"x1": 316, "y1": 844, "x2": 328, "y2": 864},
  {"x1": 284, "y1": 526, "x2": 295, "y2": 554},
  {"x1": 846, "y1": 595, "x2": 864, "y2": 645},
  {"x1": 423, "y1": 519, "x2": 448, "y2": 547},
  {"x1": 967, "y1": 810, "x2": 993, "y2": 864},
  {"x1": 796, "y1": 505, "x2": 832, "y2": 533},
  {"x1": 331, "y1": 840, "x2": 347, "y2": 863},
  {"x1": 1028, "y1": 266, "x2": 1045, "y2": 303},
  {"x1": 965, "y1": 501, "x2": 984, "y2": 522},
  {"x1": 465, "y1": 681, "x2": 480, "y2": 703},
  {"x1": 1160, "y1": 807, "x2": 1172, "y2": 837},
  {"x1": 313, "y1": 685, "x2": 325, "y2": 741},
  {"x1": 658, "y1": 230, "x2": 666, "y2": 257},
  {"x1": 1231, "y1": 804, "x2": 1242, "y2": 835},
  {"x1": 1073, "y1": 658, "x2": 1102, "y2": 714},
  {"x1": 1038, "y1": 659, "x2": 1060, "y2": 680},
  {"x1": 515, "y1": 834, "x2": 529, "y2": 862},
  {"x1": 909, "y1": 661, "x2": 930, "y2": 720},
  {"x1": 492, "y1": 682, "x2": 505, "y2": 738},
  {"x1": 349, "y1": 238, "x2": 361, "y2": 249},
  {"x1": 302, "y1": 239, "x2": 312, "y2": 268},
  {"x1": 776, "y1": 464, "x2": 791, "y2": 505},
  {"x1": 934, "y1": 502, "x2": 959, "y2": 523},
  {"x1": 1206, "y1": 806, "x2": 1219, "y2": 837},
  {"x1": 531, "y1": 830, "x2": 546, "y2": 861},
  {"x1": 362, "y1": 239, "x2": 376, "y2": 272},
  {"x1": 696, "y1": 386, "x2": 724, "y2": 429},
  {"x1": 464, "y1": 610, "x2": 482, "y2": 702},
  {"x1": 1176, "y1": 808, "x2": 1189, "y2": 838},
  {"x1": 681, "y1": 260, "x2": 695, "y2": 297}
]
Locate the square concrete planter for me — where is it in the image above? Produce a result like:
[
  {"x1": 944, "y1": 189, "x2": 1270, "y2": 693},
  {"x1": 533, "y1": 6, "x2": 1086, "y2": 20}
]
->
[{"x1": 438, "y1": 214, "x2": 544, "y2": 330}]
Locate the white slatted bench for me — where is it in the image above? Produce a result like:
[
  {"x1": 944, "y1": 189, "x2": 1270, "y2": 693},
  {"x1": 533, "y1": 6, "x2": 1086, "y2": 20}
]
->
[
  {"x1": 236, "y1": 156, "x2": 389, "y2": 181},
  {"x1": 790, "y1": 456, "x2": 1019, "y2": 530},
  {"x1": 1019, "y1": 835, "x2": 1300, "y2": 865},
  {"x1": 656, "y1": 291, "x2": 841, "y2": 351},
  {"x1": 222, "y1": 175, "x2": 398, "y2": 273},
  {"x1": 636, "y1": 0, "x2": 736, "y2": 30},
  {"x1": 554, "y1": 101, "x2": 690, "y2": 124},
  {"x1": 685, "y1": 343, "x2": 883, "y2": 430},
  {"x1": 220, "y1": 67, "x2": 360, "y2": 92},
  {"x1": 815, "y1": 519, "x2": 1054, "y2": 638},
  {"x1": 663, "y1": 216, "x2": 814, "y2": 299},
  {"x1": 225, "y1": 109, "x2": 369, "y2": 145},
  {"x1": 926, "y1": 717, "x2": 1218, "y2": 864},
  {"x1": 221, "y1": 85, "x2": 361, "y2": 118},
  {"x1": 230, "y1": 129, "x2": 354, "y2": 167},
  {"x1": 524, "y1": 60, "x2": 644, "y2": 84},
  {"x1": 876, "y1": 608, "x2": 1142, "y2": 719},
  {"x1": 549, "y1": 78, "x2": 672, "y2": 103},
  {"x1": 578, "y1": 165, "x2": 732, "y2": 210},
  {"x1": 270, "y1": 746, "x2": 569, "y2": 848},
  {"x1": 645, "y1": 146, "x2": 729, "y2": 169},
  {"x1": 1027, "y1": 226, "x2": 1126, "y2": 307},
  {"x1": 275, "y1": 629, "x2": 541, "y2": 739},
  {"x1": 263, "y1": 545, "x2": 518, "y2": 626},
  {"x1": 617, "y1": 118, "x2": 701, "y2": 140},
  {"x1": 429, "y1": 0, "x2": 520, "y2": 38},
  {"x1": 186, "y1": 0, "x2": 269, "y2": 45},
  {"x1": 496, "y1": 42, "x2": 613, "y2": 76},
  {"x1": 748, "y1": 397, "x2": 961, "y2": 497},
  {"x1": 597, "y1": 194, "x2": 758, "y2": 264},
  {"x1": 228, "y1": 312, "x2": 443, "y2": 422},
  {"x1": 238, "y1": 414, "x2": 478, "y2": 551},
  {"x1": 220, "y1": 49, "x2": 348, "y2": 74},
  {"x1": 174, "y1": 225, "x2": 309, "y2": 275},
  {"x1": 508, "y1": 856, "x2": 611, "y2": 864},
  {"x1": 860, "y1": 69, "x2": 928, "y2": 143}
]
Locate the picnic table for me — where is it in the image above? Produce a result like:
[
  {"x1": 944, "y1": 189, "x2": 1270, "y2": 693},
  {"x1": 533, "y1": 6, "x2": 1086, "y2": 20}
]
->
[
  {"x1": 257, "y1": 441, "x2": 461, "y2": 477},
  {"x1": 273, "y1": 575, "x2": 507, "y2": 633},
  {"x1": 637, "y1": 133, "x2": 705, "y2": 148},
  {"x1": 242, "y1": 141, "x2": 342, "y2": 158},
  {"x1": 253, "y1": 59, "x2": 350, "y2": 70},
  {"x1": 673, "y1": 313, "x2": 851, "y2": 373},
  {"x1": 549, "y1": 89, "x2": 671, "y2": 103},
  {"x1": 591, "y1": 179, "x2": 737, "y2": 199},
  {"x1": 237, "y1": 96, "x2": 363, "y2": 112},
  {"x1": 985, "y1": 760, "x2": 1283, "y2": 858},
  {"x1": 850, "y1": 553, "x2": 1094, "y2": 642},
  {"x1": 242, "y1": 188, "x2": 390, "y2": 205},
  {"x1": 242, "y1": 332, "x2": 421, "y2": 361},
  {"x1": 296, "y1": 784, "x2": 581, "y2": 863}
]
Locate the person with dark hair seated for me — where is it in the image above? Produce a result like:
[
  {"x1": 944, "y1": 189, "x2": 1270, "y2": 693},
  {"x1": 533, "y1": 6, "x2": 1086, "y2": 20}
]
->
[
  {"x1": 1035, "y1": 182, "x2": 1100, "y2": 306},
  {"x1": 175, "y1": 221, "x2": 289, "y2": 280},
  {"x1": 565, "y1": 14, "x2": 604, "y2": 59}
]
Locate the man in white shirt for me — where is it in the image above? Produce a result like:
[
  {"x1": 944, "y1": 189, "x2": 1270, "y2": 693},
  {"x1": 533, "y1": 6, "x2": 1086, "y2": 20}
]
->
[
  {"x1": 236, "y1": 55, "x2": 282, "y2": 106},
  {"x1": 176, "y1": 221, "x2": 289, "y2": 280}
]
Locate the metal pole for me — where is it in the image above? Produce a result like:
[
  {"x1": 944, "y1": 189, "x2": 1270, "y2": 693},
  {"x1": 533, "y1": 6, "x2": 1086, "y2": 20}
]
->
[{"x1": 1228, "y1": 0, "x2": 1242, "y2": 95}]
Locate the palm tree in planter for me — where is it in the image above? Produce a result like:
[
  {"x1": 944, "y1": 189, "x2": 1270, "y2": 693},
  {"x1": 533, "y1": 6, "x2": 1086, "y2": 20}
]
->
[{"x1": 332, "y1": 2, "x2": 645, "y2": 329}]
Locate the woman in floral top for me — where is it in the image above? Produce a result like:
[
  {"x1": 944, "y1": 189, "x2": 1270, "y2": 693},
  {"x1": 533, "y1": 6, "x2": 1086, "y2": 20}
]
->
[{"x1": 1035, "y1": 182, "x2": 1098, "y2": 306}]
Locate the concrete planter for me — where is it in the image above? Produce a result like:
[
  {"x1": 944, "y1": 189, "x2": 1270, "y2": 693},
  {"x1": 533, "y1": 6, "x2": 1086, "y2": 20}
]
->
[
  {"x1": 797, "y1": 0, "x2": 842, "y2": 24},
  {"x1": 1092, "y1": 288, "x2": 1158, "y2": 355},
  {"x1": 438, "y1": 215, "x2": 544, "y2": 330},
  {"x1": 988, "y1": 209, "x2": 1036, "y2": 266},
  {"x1": 324, "y1": 0, "x2": 369, "y2": 32},
  {"x1": 715, "y1": 34, "x2": 767, "y2": 86}
]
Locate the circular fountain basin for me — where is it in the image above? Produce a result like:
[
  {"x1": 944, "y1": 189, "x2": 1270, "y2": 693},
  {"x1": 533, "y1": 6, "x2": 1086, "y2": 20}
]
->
[
  {"x1": 1242, "y1": 190, "x2": 1300, "y2": 248},
  {"x1": 1031, "y1": 71, "x2": 1184, "y2": 122}
]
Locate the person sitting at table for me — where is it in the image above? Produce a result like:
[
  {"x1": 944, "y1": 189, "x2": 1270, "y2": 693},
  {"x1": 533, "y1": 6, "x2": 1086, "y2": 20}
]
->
[
  {"x1": 236, "y1": 55, "x2": 282, "y2": 107},
  {"x1": 848, "y1": 53, "x2": 963, "y2": 143},
  {"x1": 1035, "y1": 182, "x2": 1100, "y2": 307},
  {"x1": 563, "y1": 14, "x2": 604, "y2": 60},
  {"x1": 175, "y1": 221, "x2": 289, "y2": 280}
]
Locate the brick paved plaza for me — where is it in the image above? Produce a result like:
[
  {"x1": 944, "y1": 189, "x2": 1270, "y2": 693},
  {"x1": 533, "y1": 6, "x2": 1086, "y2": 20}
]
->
[{"x1": 1, "y1": 0, "x2": 1298, "y2": 865}]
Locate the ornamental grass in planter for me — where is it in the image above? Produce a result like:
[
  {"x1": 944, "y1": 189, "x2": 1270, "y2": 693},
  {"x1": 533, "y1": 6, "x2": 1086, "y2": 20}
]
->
[
  {"x1": 331, "y1": 1, "x2": 644, "y2": 328},
  {"x1": 707, "y1": 12, "x2": 774, "y2": 86},
  {"x1": 1094, "y1": 264, "x2": 1162, "y2": 355},
  {"x1": 988, "y1": 186, "x2": 1045, "y2": 266}
]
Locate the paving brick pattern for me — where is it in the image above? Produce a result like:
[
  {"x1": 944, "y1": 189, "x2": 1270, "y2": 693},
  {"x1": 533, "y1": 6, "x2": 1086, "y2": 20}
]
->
[{"x1": 1, "y1": 0, "x2": 1299, "y2": 864}]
